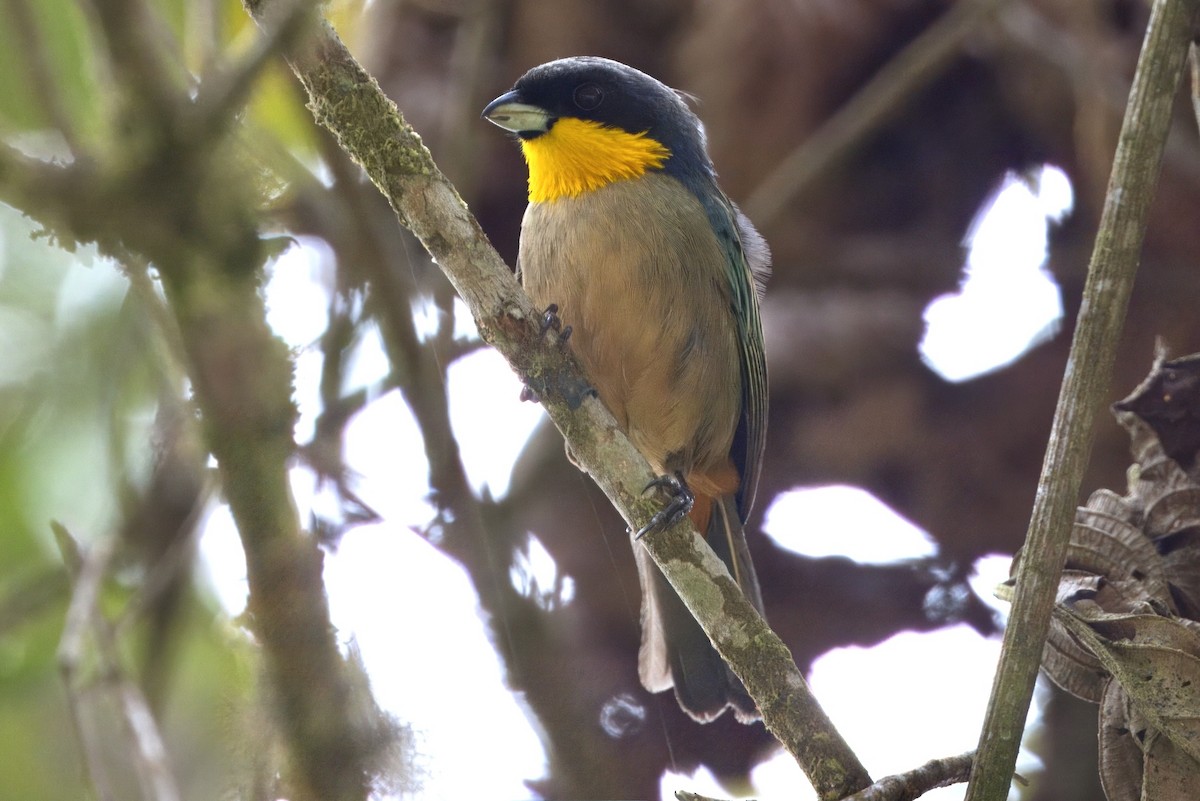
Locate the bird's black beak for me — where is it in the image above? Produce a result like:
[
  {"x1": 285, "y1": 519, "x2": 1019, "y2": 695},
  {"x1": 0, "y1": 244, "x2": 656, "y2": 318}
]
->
[{"x1": 482, "y1": 90, "x2": 552, "y2": 137}]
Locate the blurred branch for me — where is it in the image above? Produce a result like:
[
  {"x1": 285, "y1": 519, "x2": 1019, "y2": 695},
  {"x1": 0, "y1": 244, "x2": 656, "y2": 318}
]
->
[
  {"x1": 964, "y1": 2, "x2": 1200, "y2": 800},
  {"x1": 1191, "y1": 42, "x2": 1200, "y2": 132},
  {"x1": 435, "y1": 0, "x2": 503, "y2": 197},
  {"x1": 54, "y1": 523, "x2": 182, "y2": 801},
  {"x1": 240, "y1": 1, "x2": 872, "y2": 796},
  {"x1": 0, "y1": 1, "x2": 388, "y2": 797},
  {"x1": 88, "y1": 0, "x2": 186, "y2": 130},
  {"x1": 743, "y1": 0, "x2": 1012, "y2": 227},
  {"x1": 187, "y1": 0, "x2": 317, "y2": 146},
  {"x1": 0, "y1": 567, "x2": 69, "y2": 637},
  {"x1": 122, "y1": 252, "x2": 190, "y2": 386},
  {"x1": 1001, "y1": 3, "x2": 1200, "y2": 187},
  {"x1": 3, "y1": 0, "x2": 82, "y2": 154},
  {"x1": 311, "y1": 130, "x2": 469, "y2": 501},
  {"x1": 113, "y1": 393, "x2": 210, "y2": 707}
]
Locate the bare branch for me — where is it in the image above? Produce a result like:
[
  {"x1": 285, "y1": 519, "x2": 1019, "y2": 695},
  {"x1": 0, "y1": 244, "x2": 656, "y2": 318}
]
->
[
  {"x1": 843, "y1": 752, "x2": 975, "y2": 801},
  {"x1": 675, "y1": 753, "x2": 974, "y2": 801}
]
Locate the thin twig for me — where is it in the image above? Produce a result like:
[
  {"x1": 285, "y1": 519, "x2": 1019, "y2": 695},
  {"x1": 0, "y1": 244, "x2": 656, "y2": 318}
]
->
[
  {"x1": 55, "y1": 523, "x2": 183, "y2": 801},
  {"x1": 964, "y1": 2, "x2": 1200, "y2": 800},
  {"x1": 677, "y1": 753, "x2": 975, "y2": 801},
  {"x1": 56, "y1": 526, "x2": 118, "y2": 801},
  {"x1": 843, "y1": 752, "x2": 975, "y2": 801},
  {"x1": 743, "y1": 0, "x2": 1012, "y2": 227},
  {"x1": 240, "y1": 1, "x2": 872, "y2": 796}
]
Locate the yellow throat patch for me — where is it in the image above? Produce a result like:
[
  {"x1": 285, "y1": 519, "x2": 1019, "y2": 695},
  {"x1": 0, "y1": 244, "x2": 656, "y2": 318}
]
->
[{"x1": 520, "y1": 117, "x2": 671, "y2": 203}]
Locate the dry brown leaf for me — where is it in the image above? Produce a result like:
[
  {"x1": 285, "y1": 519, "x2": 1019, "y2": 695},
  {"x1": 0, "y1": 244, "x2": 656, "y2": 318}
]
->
[
  {"x1": 1101, "y1": 676, "x2": 1200, "y2": 801},
  {"x1": 1157, "y1": 531, "x2": 1200, "y2": 619},
  {"x1": 1143, "y1": 487, "x2": 1200, "y2": 540},
  {"x1": 1088, "y1": 488, "x2": 1137, "y2": 521},
  {"x1": 1069, "y1": 508, "x2": 1171, "y2": 604},
  {"x1": 1033, "y1": 352, "x2": 1200, "y2": 801},
  {"x1": 1042, "y1": 571, "x2": 1108, "y2": 701},
  {"x1": 1054, "y1": 606, "x2": 1200, "y2": 764},
  {"x1": 1113, "y1": 353, "x2": 1200, "y2": 478},
  {"x1": 1099, "y1": 679, "x2": 1144, "y2": 801}
]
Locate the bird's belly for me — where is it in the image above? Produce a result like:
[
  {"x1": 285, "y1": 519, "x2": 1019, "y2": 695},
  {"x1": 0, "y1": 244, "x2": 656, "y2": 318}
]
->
[{"x1": 518, "y1": 175, "x2": 741, "y2": 484}]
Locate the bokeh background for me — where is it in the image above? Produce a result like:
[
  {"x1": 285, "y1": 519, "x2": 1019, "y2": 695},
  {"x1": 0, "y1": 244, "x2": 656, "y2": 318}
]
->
[{"x1": 1, "y1": 0, "x2": 1199, "y2": 799}]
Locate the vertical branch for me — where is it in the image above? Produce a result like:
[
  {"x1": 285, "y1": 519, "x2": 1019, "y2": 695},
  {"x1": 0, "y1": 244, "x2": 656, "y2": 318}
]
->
[{"x1": 964, "y1": 2, "x2": 1200, "y2": 800}]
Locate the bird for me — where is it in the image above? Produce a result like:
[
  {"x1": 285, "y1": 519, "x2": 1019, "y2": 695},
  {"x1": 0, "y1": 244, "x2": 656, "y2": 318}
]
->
[{"x1": 483, "y1": 56, "x2": 770, "y2": 723}]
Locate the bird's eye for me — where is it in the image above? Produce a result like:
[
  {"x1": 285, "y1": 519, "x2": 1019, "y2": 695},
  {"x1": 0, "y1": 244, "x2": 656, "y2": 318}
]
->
[{"x1": 573, "y1": 83, "x2": 604, "y2": 111}]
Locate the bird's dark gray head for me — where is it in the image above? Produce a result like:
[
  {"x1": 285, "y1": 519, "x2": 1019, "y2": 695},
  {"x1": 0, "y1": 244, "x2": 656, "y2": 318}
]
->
[{"x1": 483, "y1": 56, "x2": 712, "y2": 179}]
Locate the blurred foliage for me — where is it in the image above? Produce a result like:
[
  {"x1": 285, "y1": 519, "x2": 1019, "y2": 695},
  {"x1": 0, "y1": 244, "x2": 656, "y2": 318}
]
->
[
  {"x1": 0, "y1": 0, "x2": 99, "y2": 141},
  {"x1": 0, "y1": 0, "x2": 351, "y2": 797},
  {"x1": 0, "y1": 204, "x2": 256, "y2": 799}
]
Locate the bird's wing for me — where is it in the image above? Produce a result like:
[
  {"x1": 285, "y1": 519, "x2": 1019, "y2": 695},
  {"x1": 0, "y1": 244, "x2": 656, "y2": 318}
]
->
[{"x1": 704, "y1": 190, "x2": 770, "y2": 519}]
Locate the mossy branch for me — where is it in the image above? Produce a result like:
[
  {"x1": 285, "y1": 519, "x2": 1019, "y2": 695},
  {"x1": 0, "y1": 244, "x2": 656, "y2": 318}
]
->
[
  {"x1": 963, "y1": 2, "x2": 1200, "y2": 800},
  {"x1": 240, "y1": 1, "x2": 872, "y2": 796}
]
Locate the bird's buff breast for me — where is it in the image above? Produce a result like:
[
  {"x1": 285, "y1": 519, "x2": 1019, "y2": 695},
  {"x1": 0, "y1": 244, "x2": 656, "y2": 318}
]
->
[{"x1": 518, "y1": 173, "x2": 741, "y2": 486}]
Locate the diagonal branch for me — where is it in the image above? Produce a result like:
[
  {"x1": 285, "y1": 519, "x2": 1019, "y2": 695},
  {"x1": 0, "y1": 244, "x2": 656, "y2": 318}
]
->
[
  {"x1": 240, "y1": 1, "x2": 871, "y2": 797},
  {"x1": 964, "y1": 1, "x2": 1200, "y2": 800}
]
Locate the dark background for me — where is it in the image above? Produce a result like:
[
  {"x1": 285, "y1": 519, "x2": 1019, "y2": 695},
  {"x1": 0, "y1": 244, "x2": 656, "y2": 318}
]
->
[{"x1": 359, "y1": 0, "x2": 1200, "y2": 797}]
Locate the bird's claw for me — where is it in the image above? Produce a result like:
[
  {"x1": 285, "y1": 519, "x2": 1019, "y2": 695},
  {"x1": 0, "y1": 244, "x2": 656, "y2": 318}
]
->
[
  {"x1": 634, "y1": 473, "x2": 693, "y2": 540},
  {"x1": 540, "y1": 303, "x2": 572, "y2": 342},
  {"x1": 518, "y1": 304, "x2": 589, "y2": 403},
  {"x1": 520, "y1": 303, "x2": 575, "y2": 402}
]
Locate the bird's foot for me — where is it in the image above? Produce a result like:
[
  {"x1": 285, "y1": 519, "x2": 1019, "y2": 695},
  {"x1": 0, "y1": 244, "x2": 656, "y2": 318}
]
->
[
  {"x1": 634, "y1": 472, "x2": 694, "y2": 540},
  {"x1": 540, "y1": 303, "x2": 573, "y2": 343},
  {"x1": 516, "y1": 302, "x2": 576, "y2": 400},
  {"x1": 520, "y1": 304, "x2": 575, "y2": 403}
]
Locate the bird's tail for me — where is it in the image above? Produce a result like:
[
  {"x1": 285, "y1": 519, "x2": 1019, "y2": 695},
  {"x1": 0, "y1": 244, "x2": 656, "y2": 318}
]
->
[{"x1": 635, "y1": 493, "x2": 764, "y2": 723}]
